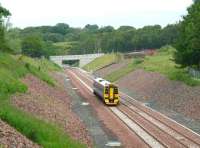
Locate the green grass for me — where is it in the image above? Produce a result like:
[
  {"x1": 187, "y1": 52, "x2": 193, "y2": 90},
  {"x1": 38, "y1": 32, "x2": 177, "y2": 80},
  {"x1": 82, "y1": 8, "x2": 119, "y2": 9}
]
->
[
  {"x1": 0, "y1": 104, "x2": 84, "y2": 148},
  {"x1": 53, "y1": 41, "x2": 74, "y2": 49},
  {"x1": 18, "y1": 56, "x2": 61, "y2": 72},
  {"x1": 18, "y1": 55, "x2": 62, "y2": 86},
  {"x1": 53, "y1": 41, "x2": 76, "y2": 55},
  {"x1": 104, "y1": 60, "x2": 135, "y2": 82},
  {"x1": 139, "y1": 54, "x2": 200, "y2": 86},
  {"x1": 104, "y1": 58, "x2": 144, "y2": 82},
  {"x1": 0, "y1": 52, "x2": 85, "y2": 147},
  {"x1": 83, "y1": 53, "x2": 120, "y2": 72},
  {"x1": 105, "y1": 50, "x2": 200, "y2": 86}
]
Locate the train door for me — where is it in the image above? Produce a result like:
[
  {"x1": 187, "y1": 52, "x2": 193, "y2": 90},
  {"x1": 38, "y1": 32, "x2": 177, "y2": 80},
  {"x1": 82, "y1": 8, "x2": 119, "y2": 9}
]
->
[
  {"x1": 109, "y1": 87, "x2": 114, "y2": 99},
  {"x1": 109, "y1": 85, "x2": 115, "y2": 103}
]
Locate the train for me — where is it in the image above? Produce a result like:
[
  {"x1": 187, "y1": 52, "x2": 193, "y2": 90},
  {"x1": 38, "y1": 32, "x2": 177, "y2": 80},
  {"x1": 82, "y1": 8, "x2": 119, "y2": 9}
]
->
[{"x1": 93, "y1": 78, "x2": 120, "y2": 105}]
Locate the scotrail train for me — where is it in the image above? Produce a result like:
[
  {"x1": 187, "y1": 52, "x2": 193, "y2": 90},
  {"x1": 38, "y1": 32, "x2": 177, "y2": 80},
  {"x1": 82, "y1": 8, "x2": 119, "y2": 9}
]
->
[{"x1": 93, "y1": 78, "x2": 120, "y2": 105}]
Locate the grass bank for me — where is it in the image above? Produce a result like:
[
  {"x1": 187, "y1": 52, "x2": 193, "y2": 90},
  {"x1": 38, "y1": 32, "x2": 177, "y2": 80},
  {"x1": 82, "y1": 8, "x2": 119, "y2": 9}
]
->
[
  {"x1": 139, "y1": 53, "x2": 200, "y2": 86},
  {"x1": 105, "y1": 47, "x2": 200, "y2": 86},
  {"x1": 53, "y1": 41, "x2": 77, "y2": 55},
  {"x1": 83, "y1": 53, "x2": 121, "y2": 72},
  {"x1": 0, "y1": 52, "x2": 85, "y2": 147}
]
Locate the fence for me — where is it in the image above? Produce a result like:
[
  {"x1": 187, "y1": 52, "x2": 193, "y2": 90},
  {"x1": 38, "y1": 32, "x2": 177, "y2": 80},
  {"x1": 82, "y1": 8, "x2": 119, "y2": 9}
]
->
[{"x1": 188, "y1": 67, "x2": 200, "y2": 78}]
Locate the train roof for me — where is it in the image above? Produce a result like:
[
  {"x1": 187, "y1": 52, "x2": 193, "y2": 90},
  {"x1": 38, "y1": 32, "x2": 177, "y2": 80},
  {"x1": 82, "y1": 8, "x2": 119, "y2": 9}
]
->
[{"x1": 94, "y1": 77, "x2": 111, "y2": 86}]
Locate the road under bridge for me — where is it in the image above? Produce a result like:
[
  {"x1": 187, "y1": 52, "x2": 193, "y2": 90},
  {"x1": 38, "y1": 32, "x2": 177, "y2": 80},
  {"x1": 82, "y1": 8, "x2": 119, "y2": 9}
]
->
[{"x1": 50, "y1": 53, "x2": 104, "y2": 67}]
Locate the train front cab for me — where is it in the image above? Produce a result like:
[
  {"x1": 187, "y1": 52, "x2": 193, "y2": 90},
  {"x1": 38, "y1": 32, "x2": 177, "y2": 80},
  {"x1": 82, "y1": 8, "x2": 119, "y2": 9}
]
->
[{"x1": 104, "y1": 84, "x2": 119, "y2": 105}]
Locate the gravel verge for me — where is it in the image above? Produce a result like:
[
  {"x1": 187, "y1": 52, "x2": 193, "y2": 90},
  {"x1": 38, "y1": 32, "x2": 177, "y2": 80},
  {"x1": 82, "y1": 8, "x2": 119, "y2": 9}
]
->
[
  {"x1": 63, "y1": 72, "x2": 120, "y2": 148},
  {"x1": 12, "y1": 73, "x2": 92, "y2": 147}
]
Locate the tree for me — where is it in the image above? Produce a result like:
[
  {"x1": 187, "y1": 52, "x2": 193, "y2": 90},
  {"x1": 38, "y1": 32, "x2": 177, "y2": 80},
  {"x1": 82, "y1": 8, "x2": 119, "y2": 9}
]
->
[
  {"x1": 21, "y1": 34, "x2": 45, "y2": 57},
  {"x1": 0, "y1": 4, "x2": 10, "y2": 23},
  {"x1": 0, "y1": 4, "x2": 11, "y2": 52},
  {"x1": 6, "y1": 28, "x2": 22, "y2": 54},
  {"x1": 175, "y1": 1, "x2": 200, "y2": 69},
  {"x1": 99, "y1": 26, "x2": 114, "y2": 33},
  {"x1": 160, "y1": 24, "x2": 180, "y2": 45},
  {"x1": 84, "y1": 24, "x2": 99, "y2": 32},
  {"x1": 44, "y1": 33, "x2": 64, "y2": 42},
  {"x1": 52, "y1": 23, "x2": 69, "y2": 35},
  {"x1": 117, "y1": 26, "x2": 135, "y2": 32}
]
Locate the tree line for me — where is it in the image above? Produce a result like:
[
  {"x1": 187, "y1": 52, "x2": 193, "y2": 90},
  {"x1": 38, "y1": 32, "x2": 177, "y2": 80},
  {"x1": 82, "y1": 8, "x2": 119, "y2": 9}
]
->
[
  {"x1": 175, "y1": 0, "x2": 200, "y2": 69},
  {"x1": 0, "y1": 1, "x2": 200, "y2": 69},
  {"x1": 14, "y1": 23, "x2": 179, "y2": 55}
]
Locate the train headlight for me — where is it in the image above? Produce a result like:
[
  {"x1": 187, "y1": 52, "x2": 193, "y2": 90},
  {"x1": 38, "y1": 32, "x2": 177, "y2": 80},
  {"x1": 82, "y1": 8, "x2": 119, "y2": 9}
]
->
[{"x1": 105, "y1": 99, "x2": 109, "y2": 103}]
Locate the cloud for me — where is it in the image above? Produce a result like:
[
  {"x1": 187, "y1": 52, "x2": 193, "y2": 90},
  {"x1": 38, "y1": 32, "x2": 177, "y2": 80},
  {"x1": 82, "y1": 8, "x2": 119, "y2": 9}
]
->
[{"x1": 1, "y1": 0, "x2": 193, "y2": 28}]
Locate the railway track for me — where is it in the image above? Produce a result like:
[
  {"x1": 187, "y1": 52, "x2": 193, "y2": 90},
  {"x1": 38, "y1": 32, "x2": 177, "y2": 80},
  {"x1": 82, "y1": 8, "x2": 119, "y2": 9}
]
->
[{"x1": 66, "y1": 68, "x2": 200, "y2": 148}]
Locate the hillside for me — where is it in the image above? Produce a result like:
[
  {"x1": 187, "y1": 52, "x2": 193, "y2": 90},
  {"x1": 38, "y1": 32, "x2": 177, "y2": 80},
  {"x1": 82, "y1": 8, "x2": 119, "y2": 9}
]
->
[
  {"x1": 86, "y1": 47, "x2": 200, "y2": 86},
  {"x1": 0, "y1": 52, "x2": 87, "y2": 147},
  {"x1": 83, "y1": 53, "x2": 120, "y2": 72},
  {"x1": 117, "y1": 69, "x2": 200, "y2": 133},
  {"x1": 84, "y1": 47, "x2": 200, "y2": 133}
]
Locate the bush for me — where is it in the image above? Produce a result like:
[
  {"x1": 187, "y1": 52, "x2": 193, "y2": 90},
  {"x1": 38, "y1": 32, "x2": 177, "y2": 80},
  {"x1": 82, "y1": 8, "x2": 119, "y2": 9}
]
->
[{"x1": 158, "y1": 45, "x2": 176, "y2": 54}]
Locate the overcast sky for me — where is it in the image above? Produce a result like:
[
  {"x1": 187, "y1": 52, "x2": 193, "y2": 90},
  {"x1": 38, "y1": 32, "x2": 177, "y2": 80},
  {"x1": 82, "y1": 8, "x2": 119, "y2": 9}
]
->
[{"x1": 1, "y1": 0, "x2": 193, "y2": 29}]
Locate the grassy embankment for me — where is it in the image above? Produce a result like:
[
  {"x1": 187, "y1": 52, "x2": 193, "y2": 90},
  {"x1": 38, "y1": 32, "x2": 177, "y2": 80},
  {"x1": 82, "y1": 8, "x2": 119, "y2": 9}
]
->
[
  {"x1": 0, "y1": 52, "x2": 85, "y2": 148},
  {"x1": 83, "y1": 53, "x2": 120, "y2": 72},
  {"x1": 87, "y1": 47, "x2": 200, "y2": 86},
  {"x1": 53, "y1": 41, "x2": 77, "y2": 55}
]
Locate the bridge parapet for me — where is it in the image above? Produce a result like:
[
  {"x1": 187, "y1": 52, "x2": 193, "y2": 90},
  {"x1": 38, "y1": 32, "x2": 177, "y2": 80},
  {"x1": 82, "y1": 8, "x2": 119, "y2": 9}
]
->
[{"x1": 50, "y1": 53, "x2": 104, "y2": 67}]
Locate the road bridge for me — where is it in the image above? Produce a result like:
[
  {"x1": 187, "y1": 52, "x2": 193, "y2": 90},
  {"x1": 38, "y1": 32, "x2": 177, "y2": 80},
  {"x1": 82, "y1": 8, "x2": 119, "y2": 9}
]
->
[{"x1": 50, "y1": 53, "x2": 104, "y2": 67}]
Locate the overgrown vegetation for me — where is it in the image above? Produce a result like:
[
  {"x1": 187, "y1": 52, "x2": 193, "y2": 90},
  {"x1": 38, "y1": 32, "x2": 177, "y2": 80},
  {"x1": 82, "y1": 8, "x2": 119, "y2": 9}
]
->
[
  {"x1": 0, "y1": 52, "x2": 84, "y2": 147},
  {"x1": 105, "y1": 47, "x2": 200, "y2": 86},
  {"x1": 2, "y1": 21, "x2": 180, "y2": 57},
  {"x1": 19, "y1": 24, "x2": 179, "y2": 56}
]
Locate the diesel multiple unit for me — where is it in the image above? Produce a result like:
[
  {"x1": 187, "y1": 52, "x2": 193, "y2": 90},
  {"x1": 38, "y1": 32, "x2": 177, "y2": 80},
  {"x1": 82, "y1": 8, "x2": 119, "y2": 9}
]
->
[{"x1": 93, "y1": 78, "x2": 120, "y2": 105}]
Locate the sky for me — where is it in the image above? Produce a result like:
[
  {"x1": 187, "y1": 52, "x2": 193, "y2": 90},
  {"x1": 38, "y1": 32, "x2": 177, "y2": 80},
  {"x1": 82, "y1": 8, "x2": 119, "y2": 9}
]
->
[{"x1": 1, "y1": 0, "x2": 193, "y2": 29}]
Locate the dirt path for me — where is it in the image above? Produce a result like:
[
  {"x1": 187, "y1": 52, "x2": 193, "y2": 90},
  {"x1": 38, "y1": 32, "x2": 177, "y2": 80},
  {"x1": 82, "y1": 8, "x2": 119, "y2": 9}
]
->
[
  {"x1": 0, "y1": 119, "x2": 40, "y2": 148},
  {"x1": 12, "y1": 73, "x2": 93, "y2": 147}
]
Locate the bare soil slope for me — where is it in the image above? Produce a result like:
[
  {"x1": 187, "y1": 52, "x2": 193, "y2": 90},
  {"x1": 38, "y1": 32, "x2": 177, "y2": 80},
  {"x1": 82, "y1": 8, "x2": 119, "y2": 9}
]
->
[{"x1": 117, "y1": 69, "x2": 200, "y2": 121}]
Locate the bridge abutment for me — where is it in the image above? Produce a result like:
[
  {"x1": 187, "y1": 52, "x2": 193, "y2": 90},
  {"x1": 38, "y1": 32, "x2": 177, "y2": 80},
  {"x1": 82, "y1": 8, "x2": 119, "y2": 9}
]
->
[{"x1": 50, "y1": 53, "x2": 104, "y2": 67}]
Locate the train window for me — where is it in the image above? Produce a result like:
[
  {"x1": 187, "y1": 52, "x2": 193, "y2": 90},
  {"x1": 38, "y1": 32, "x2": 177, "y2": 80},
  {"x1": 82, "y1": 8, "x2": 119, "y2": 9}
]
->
[
  {"x1": 99, "y1": 79, "x2": 103, "y2": 82},
  {"x1": 114, "y1": 88, "x2": 118, "y2": 93},
  {"x1": 105, "y1": 87, "x2": 109, "y2": 94}
]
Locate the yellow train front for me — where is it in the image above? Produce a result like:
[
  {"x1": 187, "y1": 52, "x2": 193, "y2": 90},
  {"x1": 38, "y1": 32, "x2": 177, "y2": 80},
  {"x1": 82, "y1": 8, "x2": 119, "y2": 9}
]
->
[{"x1": 93, "y1": 78, "x2": 120, "y2": 105}]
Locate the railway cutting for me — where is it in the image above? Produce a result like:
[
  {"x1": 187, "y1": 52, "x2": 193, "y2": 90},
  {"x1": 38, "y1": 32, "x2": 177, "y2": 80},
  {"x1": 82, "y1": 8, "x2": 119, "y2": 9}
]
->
[{"x1": 66, "y1": 67, "x2": 200, "y2": 148}]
